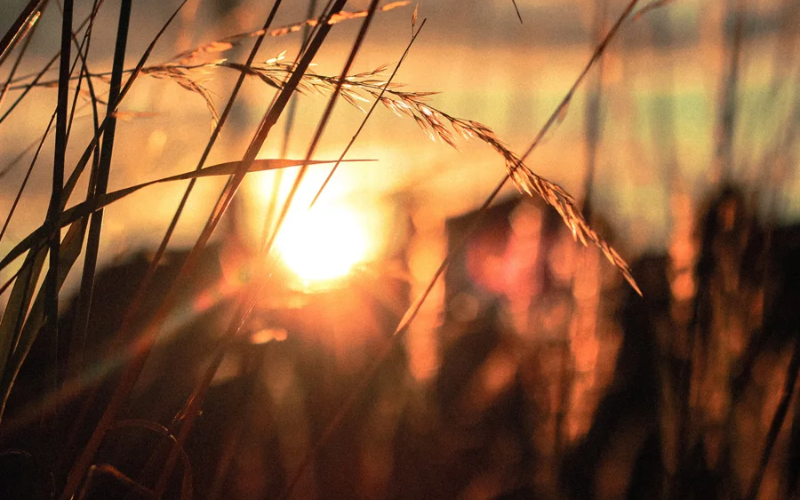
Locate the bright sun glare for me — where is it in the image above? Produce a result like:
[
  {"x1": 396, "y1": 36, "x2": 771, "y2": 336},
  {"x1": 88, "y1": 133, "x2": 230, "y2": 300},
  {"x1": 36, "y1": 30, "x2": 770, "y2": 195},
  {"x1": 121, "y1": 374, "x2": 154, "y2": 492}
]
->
[{"x1": 276, "y1": 204, "x2": 371, "y2": 284}]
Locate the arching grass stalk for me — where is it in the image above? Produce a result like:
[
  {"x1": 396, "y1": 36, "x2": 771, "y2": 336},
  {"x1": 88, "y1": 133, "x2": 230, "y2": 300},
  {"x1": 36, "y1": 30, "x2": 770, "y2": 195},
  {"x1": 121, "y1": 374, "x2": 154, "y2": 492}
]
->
[{"x1": 278, "y1": 2, "x2": 641, "y2": 499}]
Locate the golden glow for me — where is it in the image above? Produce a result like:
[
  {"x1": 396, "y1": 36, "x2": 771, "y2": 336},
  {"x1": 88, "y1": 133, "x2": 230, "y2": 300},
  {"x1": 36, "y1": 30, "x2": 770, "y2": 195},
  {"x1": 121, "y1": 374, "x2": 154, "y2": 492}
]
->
[{"x1": 276, "y1": 204, "x2": 372, "y2": 285}]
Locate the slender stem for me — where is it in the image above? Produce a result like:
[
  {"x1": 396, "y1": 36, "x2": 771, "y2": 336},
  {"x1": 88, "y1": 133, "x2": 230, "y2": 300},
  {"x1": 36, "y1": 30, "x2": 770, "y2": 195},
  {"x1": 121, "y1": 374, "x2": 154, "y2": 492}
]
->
[
  {"x1": 0, "y1": 0, "x2": 45, "y2": 66},
  {"x1": 68, "y1": 0, "x2": 131, "y2": 387},
  {"x1": 262, "y1": 0, "x2": 319, "y2": 248},
  {"x1": 0, "y1": 0, "x2": 43, "y2": 109},
  {"x1": 262, "y1": 0, "x2": 380, "y2": 260},
  {"x1": 713, "y1": 0, "x2": 745, "y2": 182},
  {"x1": 745, "y1": 336, "x2": 800, "y2": 500},
  {"x1": 309, "y1": 19, "x2": 427, "y2": 209},
  {"x1": 0, "y1": 113, "x2": 56, "y2": 244},
  {"x1": 0, "y1": 3, "x2": 102, "y2": 124},
  {"x1": 64, "y1": 0, "x2": 103, "y2": 386},
  {"x1": 57, "y1": 3, "x2": 193, "y2": 498}
]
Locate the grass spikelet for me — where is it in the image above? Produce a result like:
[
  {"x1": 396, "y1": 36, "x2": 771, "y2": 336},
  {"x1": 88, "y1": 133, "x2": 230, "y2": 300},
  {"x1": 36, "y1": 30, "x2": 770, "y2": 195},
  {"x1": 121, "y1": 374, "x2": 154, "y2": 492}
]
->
[
  {"x1": 1, "y1": 0, "x2": 642, "y2": 296},
  {"x1": 142, "y1": 64, "x2": 220, "y2": 127},
  {"x1": 126, "y1": 51, "x2": 640, "y2": 292},
  {"x1": 509, "y1": 156, "x2": 641, "y2": 294},
  {"x1": 173, "y1": 1, "x2": 410, "y2": 62}
]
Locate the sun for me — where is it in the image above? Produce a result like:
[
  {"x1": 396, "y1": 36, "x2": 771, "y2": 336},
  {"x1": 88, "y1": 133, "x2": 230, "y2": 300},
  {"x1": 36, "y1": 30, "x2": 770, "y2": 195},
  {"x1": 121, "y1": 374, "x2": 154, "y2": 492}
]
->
[{"x1": 275, "y1": 204, "x2": 371, "y2": 285}]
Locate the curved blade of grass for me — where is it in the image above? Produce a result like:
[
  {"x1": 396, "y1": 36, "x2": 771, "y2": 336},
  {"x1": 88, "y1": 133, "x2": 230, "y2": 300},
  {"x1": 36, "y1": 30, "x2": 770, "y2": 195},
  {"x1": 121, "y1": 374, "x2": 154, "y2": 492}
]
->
[
  {"x1": 0, "y1": 1, "x2": 103, "y2": 125},
  {"x1": 67, "y1": 0, "x2": 130, "y2": 400},
  {"x1": 0, "y1": 218, "x2": 86, "y2": 422},
  {"x1": 0, "y1": 0, "x2": 44, "y2": 67},
  {"x1": 0, "y1": 247, "x2": 47, "y2": 394},
  {"x1": 40, "y1": 0, "x2": 75, "y2": 438},
  {"x1": 0, "y1": 1, "x2": 43, "y2": 110},
  {"x1": 110, "y1": 420, "x2": 194, "y2": 500},
  {"x1": 0, "y1": 158, "x2": 363, "y2": 274}
]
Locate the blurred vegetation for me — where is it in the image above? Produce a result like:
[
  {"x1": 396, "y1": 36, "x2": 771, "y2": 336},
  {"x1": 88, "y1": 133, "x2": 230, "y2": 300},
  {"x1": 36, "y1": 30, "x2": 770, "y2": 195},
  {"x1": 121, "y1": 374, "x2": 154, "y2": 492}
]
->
[{"x1": 1, "y1": 1, "x2": 799, "y2": 499}]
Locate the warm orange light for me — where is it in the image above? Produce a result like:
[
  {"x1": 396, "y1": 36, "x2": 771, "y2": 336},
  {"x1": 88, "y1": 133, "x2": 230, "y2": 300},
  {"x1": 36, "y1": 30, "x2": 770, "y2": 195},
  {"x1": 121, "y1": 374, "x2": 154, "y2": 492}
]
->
[{"x1": 275, "y1": 204, "x2": 371, "y2": 285}]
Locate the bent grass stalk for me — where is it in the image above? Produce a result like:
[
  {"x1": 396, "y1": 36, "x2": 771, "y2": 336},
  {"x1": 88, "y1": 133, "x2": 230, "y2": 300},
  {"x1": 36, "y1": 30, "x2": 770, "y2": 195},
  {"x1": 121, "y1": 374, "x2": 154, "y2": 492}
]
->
[
  {"x1": 277, "y1": 2, "x2": 641, "y2": 498},
  {"x1": 2, "y1": 48, "x2": 640, "y2": 291}
]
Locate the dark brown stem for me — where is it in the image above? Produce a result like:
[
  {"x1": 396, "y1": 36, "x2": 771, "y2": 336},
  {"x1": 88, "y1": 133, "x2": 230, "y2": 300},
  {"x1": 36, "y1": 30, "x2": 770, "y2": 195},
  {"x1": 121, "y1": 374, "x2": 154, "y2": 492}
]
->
[
  {"x1": 745, "y1": 336, "x2": 800, "y2": 500},
  {"x1": 0, "y1": 0, "x2": 45, "y2": 67}
]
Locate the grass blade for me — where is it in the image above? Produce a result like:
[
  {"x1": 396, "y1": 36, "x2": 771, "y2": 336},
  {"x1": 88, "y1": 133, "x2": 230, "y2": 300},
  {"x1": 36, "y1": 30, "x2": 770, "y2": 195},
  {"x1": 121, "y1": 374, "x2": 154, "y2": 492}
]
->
[
  {"x1": 0, "y1": 112, "x2": 56, "y2": 245},
  {"x1": 63, "y1": 0, "x2": 103, "y2": 383},
  {"x1": 0, "y1": 220, "x2": 86, "y2": 422},
  {"x1": 0, "y1": 0, "x2": 44, "y2": 67},
  {"x1": 0, "y1": 247, "x2": 47, "y2": 399},
  {"x1": 0, "y1": 1, "x2": 43, "y2": 110},
  {"x1": 511, "y1": 0, "x2": 523, "y2": 23},
  {"x1": 745, "y1": 336, "x2": 800, "y2": 500},
  {"x1": 67, "y1": 0, "x2": 131, "y2": 394},
  {"x1": 39, "y1": 0, "x2": 74, "y2": 444},
  {"x1": 0, "y1": 158, "x2": 363, "y2": 274},
  {"x1": 0, "y1": 2, "x2": 103, "y2": 125}
]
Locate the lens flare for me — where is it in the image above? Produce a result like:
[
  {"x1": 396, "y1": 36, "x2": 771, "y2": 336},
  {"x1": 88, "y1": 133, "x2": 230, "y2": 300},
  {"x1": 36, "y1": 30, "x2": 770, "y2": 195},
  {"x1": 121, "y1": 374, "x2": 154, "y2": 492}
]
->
[{"x1": 276, "y1": 204, "x2": 371, "y2": 285}]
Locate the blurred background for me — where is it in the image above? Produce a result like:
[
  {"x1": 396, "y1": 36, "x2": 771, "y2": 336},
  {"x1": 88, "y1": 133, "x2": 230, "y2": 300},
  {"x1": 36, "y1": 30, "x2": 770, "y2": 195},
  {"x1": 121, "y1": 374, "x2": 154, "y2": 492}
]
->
[{"x1": 1, "y1": 0, "x2": 800, "y2": 499}]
